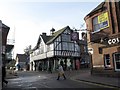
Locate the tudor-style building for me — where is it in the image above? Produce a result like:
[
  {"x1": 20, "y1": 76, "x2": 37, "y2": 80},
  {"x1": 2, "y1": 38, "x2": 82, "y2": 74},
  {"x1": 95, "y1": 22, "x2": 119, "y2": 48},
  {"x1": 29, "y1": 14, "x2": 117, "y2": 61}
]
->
[
  {"x1": 84, "y1": 0, "x2": 120, "y2": 77},
  {"x1": 30, "y1": 26, "x2": 81, "y2": 71}
]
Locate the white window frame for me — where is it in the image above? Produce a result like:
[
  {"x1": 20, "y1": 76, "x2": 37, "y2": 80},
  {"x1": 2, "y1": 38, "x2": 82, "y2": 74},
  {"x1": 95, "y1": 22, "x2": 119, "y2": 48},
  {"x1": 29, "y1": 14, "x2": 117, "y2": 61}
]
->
[
  {"x1": 113, "y1": 53, "x2": 120, "y2": 71},
  {"x1": 104, "y1": 54, "x2": 111, "y2": 68}
]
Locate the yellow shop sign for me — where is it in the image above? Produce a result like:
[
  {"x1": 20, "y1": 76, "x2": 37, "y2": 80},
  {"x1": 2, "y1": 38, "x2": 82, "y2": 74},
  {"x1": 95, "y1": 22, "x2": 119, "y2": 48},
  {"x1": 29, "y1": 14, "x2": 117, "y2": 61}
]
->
[{"x1": 98, "y1": 12, "x2": 109, "y2": 30}]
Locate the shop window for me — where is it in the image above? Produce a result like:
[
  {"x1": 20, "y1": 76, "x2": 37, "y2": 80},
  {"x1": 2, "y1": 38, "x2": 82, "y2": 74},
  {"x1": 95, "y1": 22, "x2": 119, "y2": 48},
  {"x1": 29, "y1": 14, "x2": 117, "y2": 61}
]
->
[
  {"x1": 113, "y1": 53, "x2": 120, "y2": 71},
  {"x1": 104, "y1": 54, "x2": 110, "y2": 68}
]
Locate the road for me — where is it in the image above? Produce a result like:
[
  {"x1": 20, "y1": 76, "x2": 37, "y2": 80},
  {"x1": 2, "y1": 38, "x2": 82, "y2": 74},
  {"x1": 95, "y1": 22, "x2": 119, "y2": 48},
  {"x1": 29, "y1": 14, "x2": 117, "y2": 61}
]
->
[{"x1": 2, "y1": 70, "x2": 114, "y2": 90}]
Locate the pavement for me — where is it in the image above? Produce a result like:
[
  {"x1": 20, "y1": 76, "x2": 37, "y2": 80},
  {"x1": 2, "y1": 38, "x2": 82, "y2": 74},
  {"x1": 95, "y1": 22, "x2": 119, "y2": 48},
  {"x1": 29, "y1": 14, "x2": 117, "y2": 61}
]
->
[
  {"x1": 70, "y1": 69, "x2": 120, "y2": 88},
  {"x1": 5, "y1": 69, "x2": 120, "y2": 88}
]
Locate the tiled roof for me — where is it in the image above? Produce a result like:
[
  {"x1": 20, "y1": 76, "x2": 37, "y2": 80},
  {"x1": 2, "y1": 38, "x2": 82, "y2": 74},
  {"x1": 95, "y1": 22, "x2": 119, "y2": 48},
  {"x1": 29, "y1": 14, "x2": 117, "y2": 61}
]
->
[
  {"x1": 46, "y1": 26, "x2": 70, "y2": 44},
  {"x1": 16, "y1": 54, "x2": 28, "y2": 62},
  {"x1": 2, "y1": 23, "x2": 10, "y2": 29},
  {"x1": 41, "y1": 35, "x2": 53, "y2": 44},
  {"x1": 32, "y1": 26, "x2": 71, "y2": 51}
]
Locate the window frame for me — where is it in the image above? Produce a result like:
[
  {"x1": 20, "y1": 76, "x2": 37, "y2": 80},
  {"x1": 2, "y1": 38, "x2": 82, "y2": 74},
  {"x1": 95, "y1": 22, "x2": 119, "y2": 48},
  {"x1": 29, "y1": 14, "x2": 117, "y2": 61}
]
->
[{"x1": 104, "y1": 54, "x2": 111, "y2": 68}]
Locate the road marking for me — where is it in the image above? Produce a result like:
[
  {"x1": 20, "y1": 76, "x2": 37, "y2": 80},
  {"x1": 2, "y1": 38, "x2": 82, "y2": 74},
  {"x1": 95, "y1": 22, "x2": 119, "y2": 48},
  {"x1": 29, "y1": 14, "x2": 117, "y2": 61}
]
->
[{"x1": 70, "y1": 78, "x2": 118, "y2": 88}]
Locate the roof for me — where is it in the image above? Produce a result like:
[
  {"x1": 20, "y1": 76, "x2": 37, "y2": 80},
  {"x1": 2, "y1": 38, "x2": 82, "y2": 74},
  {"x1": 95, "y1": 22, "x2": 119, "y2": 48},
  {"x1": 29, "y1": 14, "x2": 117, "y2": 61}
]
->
[
  {"x1": 46, "y1": 26, "x2": 70, "y2": 44},
  {"x1": 2, "y1": 23, "x2": 10, "y2": 30},
  {"x1": 41, "y1": 35, "x2": 53, "y2": 44},
  {"x1": 16, "y1": 54, "x2": 28, "y2": 62},
  {"x1": 85, "y1": 2, "x2": 105, "y2": 17},
  {"x1": 32, "y1": 26, "x2": 71, "y2": 51}
]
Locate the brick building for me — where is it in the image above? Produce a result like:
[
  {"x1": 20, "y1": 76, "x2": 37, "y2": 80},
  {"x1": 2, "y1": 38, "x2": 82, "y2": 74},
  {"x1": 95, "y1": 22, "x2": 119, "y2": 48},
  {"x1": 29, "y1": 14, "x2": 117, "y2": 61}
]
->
[{"x1": 84, "y1": 0, "x2": 120, "y2": 77}]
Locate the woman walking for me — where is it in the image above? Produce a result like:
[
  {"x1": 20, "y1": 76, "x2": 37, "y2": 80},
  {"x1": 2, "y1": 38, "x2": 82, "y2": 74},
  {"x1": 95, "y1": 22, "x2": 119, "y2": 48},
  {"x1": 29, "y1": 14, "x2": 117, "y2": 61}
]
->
[{"x1": 57, "y1": 64, "x2": 66, "y2": 80}]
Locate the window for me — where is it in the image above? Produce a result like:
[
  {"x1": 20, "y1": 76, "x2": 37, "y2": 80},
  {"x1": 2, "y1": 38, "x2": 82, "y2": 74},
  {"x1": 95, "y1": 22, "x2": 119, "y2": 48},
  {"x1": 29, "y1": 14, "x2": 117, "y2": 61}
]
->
[
  {"x1": 62, "y1": 34, "x2": 68, "y2": 41},
  {"x1": 47, "y1": 45, "x2": 50, "y2": 52},
  {"x1": 113, "y1": 53, "x2": 120, "y2": 71},
  {"x1": 93, "y1": 16, "x2": 100, "y2": 32},
  {"x1": 62, "y1": 42, "x2": 68, "y2": 50},
  {"x1": 104, "y1": 54, "x2": 110, "y2": 68},
  {"x1": 93, "y1": 12, "x2": 109, "y2": 32}
]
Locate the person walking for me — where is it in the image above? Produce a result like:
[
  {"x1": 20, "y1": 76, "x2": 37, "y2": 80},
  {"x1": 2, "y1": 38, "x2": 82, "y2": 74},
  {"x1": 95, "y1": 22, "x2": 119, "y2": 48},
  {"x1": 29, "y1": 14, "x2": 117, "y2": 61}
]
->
[
  {"x1": 2, "y1": 64, "x2": 8, "y2": 87},
  {"x1": 57, "y1": 64, "x2": 66, "y2": 80}
]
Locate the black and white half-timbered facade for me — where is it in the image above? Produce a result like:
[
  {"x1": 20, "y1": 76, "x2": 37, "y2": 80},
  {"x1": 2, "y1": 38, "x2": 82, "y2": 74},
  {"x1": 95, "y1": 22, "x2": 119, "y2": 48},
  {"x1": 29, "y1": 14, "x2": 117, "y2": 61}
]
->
[{"x1": 30, "y1": 26, "x2": 81, "y2": 71}]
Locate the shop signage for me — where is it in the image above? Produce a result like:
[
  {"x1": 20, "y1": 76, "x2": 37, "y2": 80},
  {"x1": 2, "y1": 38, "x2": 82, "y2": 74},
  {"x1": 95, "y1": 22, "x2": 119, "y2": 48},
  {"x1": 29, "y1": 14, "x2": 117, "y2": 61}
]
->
[
  {"x1": 71, "y1": 32, "x2": 79, "y2": 41},
  {"x1": 108, "y1": 37, "x2": 120, "y2": 45},
  {"x1": 98, "y1": 12, "x2": 109, "y2": 30}
]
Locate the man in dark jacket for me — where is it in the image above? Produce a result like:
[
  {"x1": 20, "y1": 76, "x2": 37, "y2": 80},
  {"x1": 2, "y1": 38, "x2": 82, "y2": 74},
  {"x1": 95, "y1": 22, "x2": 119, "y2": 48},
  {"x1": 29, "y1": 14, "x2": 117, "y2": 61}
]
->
[{"x1": 2, "y1": 64, "x2": 8, "y2": 87}]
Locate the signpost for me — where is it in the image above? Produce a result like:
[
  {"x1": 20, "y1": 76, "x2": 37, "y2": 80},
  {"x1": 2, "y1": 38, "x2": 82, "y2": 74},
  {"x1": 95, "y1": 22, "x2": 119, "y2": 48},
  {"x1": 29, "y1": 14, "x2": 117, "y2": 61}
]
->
[{"x1": 0, "y1": 20, "x2": 2, "y2": 90}]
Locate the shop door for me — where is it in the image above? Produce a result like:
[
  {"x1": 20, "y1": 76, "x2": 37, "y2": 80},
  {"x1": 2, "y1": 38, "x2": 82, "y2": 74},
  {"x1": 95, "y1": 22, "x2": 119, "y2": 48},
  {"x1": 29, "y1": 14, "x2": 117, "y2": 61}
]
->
[{"x1": 114, "y1": 53, "x2": 120, "y2": 71}]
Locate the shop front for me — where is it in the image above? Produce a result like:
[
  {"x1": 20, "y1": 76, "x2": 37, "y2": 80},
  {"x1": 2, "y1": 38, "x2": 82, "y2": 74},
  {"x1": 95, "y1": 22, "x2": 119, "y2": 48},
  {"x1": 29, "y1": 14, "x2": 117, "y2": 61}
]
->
[{"x1": 95, "y1": 36, "x2": 120, "y2": 77}]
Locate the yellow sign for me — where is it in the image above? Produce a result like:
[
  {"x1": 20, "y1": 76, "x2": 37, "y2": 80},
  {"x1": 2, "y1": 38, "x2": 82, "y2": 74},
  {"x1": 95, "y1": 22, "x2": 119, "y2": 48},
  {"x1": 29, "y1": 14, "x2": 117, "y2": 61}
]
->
[{"x1": 98, "y1": 12, "x2": 109, "y2": 30}]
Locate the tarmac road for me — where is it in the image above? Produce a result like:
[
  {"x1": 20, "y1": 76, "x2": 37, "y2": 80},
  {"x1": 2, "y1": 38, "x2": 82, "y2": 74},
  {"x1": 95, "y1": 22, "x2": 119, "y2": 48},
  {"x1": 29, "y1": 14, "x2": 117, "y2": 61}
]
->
[{"x1": 2, "y1": 70, "x2": 116, "y2": 90}]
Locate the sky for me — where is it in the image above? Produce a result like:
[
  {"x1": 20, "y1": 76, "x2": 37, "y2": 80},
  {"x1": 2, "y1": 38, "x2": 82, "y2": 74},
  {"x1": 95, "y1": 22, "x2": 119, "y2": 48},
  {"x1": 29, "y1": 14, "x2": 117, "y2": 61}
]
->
[{"x1": 0, "y1": 0, "x2": 103, "y2": 57}]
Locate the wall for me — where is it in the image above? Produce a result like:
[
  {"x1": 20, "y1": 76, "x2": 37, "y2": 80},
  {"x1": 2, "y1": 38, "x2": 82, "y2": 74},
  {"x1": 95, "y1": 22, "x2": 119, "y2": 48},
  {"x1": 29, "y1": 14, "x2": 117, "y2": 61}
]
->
[
  {"x1": 0, "y1": 20, "x2": 2, "y2": 90},
  {"x1": 85, "y1": 1, "x2": 120, "y2": 76}
]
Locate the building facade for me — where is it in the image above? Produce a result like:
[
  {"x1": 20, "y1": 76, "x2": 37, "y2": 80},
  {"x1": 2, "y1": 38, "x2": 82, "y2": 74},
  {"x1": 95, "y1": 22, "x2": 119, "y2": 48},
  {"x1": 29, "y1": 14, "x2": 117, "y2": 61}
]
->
[
  {"x1": 0, "y1": 20, "x2": 10, "y2": 89},
  {"x1": 15, "y1": 54, "x2": 28, "y2": 71},
  {"x1": 84, "y1": 0, "x2": 120, "y2": 77},
  {"x1": 30, "y1": 26, "x2": 81, "y2": 72}
]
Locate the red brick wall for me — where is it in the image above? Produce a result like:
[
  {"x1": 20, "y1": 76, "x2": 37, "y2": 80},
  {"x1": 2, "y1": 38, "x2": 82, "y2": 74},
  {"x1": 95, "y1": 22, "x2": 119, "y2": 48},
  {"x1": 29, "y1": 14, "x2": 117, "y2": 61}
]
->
[{"x1": 85, "y1": 1, "x2": 120, "y2": 72}]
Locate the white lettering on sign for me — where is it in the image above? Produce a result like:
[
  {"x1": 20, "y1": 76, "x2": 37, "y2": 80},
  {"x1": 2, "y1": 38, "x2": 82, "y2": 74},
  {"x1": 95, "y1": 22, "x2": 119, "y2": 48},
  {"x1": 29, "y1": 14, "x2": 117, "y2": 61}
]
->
[{"x1": 108, "y1": 38, "x2": 120, "y2": 45}]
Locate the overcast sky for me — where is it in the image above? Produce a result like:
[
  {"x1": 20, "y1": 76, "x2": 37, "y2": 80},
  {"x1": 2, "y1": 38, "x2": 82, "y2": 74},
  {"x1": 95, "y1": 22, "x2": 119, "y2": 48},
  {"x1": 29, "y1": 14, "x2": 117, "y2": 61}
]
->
[{"x1": 0, "y1": 0, "x2": 103, "y2": 57}]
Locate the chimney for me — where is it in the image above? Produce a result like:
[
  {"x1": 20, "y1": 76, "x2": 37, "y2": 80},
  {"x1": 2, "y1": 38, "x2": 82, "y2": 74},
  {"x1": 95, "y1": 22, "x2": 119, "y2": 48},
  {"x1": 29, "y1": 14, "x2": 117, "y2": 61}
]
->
[
  {"x1": 42, "y1": 32, "x2": 46, "y2": 36},
  {"x1": 50, "y1": 28, "x2": 55, "y2": 35}
]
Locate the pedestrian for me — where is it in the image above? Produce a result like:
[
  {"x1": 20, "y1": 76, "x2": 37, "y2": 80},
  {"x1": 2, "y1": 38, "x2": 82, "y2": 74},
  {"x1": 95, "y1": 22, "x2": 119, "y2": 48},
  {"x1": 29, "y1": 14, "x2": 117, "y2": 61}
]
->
[
  {"x1": 49, "y1": 65, "x2": 52, "y2": 73},
  {"x1": 57, "y1": 64, "x2": 66, "y2": 80},
  {"x1": 2, "y1": 64, "x2": 8, "y2": 87}
]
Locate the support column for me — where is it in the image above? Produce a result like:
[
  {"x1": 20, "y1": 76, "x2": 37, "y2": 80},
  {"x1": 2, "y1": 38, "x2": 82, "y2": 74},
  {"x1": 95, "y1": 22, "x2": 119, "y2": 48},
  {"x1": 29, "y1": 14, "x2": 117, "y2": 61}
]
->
[
  {"x1": 30, "y1": 62, "x2": 33, "y2": 71},
  {"x1": 72, "y1": 59, "x2": 75, "y2": 70},
  {"x1": 53, "y1": 59, "x2": 56, "y2": 71},
  {"x1": 33, "y1": 61, "x2": 35, "y2": 71}
]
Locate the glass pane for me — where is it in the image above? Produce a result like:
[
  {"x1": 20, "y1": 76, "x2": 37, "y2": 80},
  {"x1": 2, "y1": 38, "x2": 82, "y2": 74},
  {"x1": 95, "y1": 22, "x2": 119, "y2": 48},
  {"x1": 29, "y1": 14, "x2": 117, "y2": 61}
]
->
[
  {"x1": 93, "y1": 17, "x2": 98, "y2": 25},
  {"x1": 105, "y1": 54, "x2": 110, "y2": 65},
  {"x1": 115, "y1": 54, "x2": 120, "y2": 62}
]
